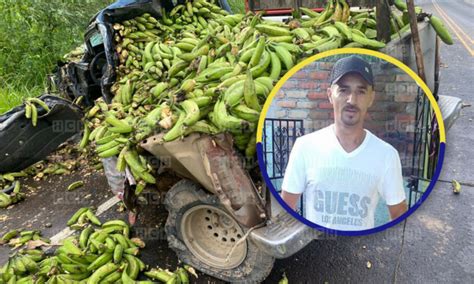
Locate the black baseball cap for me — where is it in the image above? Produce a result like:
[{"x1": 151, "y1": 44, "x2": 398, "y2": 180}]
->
[{"x1": 329, "y1": 55, "x2": 374, "y2": 87}]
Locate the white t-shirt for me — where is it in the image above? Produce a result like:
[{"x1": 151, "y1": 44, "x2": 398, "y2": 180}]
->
[{"x1": 281, "y1": 124, "x2": 406, "y2": 231}]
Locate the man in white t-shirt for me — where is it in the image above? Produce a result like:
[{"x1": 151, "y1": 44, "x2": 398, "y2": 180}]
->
[{"x1": 281, "y1": 55, "x2": 408, "y2": 231}]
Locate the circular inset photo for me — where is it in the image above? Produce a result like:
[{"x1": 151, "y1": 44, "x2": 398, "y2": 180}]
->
[{"x1": 256, "y1": 49, "x2": 446, "y2": 235}]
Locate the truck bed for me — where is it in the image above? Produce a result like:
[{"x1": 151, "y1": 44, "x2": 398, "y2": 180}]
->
[{"x1": 382, "y1": 21, "x2": 438, "y2": 95}]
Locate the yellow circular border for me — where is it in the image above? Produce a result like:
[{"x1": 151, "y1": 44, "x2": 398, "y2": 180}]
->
[{"x1": 256, "y1": 48, "x2": 446, "y2": 143}]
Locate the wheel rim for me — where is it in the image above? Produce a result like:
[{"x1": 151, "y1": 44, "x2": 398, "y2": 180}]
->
[{"x1": 180, "y1": 204, "x2": 247, "y2": 269}]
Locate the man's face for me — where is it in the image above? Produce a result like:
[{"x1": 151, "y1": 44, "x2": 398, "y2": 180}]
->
[{"x1": 327, "y1": 73, "x2": 375, "y2": 127}]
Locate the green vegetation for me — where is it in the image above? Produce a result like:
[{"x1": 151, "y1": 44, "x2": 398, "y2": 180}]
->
[
  {"x1": 228, "y1": 0, "x2": 245, "y2": 14},
  {"x1": 0, "y1": 0, "x2": 113, "y2": 114},
  {"x1": 0, "y1": 86, "x2": 44, "y2": 114}
]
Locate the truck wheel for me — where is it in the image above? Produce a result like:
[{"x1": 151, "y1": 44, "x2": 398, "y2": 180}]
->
[{"x1": 164, "y1": 179, "x2": 274, "y2": 283}]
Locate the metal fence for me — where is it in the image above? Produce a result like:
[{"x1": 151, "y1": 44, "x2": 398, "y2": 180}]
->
[
  {"x1": 263, "y1": 118, "x2": 305, "y2": 212},
  {"x1": 407, "y1": 87, "x2": 440, "y2": 207},
  {"x1": 263, "y1": 118, "x2": 305, "y2": 180}
]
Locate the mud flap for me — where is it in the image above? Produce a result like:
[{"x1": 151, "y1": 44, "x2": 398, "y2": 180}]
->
[{"x1": 0, "y1": 95, "x2": 83, "y2": 173}]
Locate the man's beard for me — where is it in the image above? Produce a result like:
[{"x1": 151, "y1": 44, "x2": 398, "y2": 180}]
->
[{"x1": 341, "y1": 105, "x2": 361, "y2": 126}]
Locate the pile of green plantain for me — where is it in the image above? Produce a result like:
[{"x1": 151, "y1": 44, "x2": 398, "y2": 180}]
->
[
  {"x1": 79, "y1": 0, "x2": 452, "y2": 188},
  {"x1": 0, "y1": 209, "x2": 191, "y2": 283}
]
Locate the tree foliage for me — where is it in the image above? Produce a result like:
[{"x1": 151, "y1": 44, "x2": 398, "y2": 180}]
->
[{"x1": 0, "y1": 0, "x2": 113, "y2": 89}]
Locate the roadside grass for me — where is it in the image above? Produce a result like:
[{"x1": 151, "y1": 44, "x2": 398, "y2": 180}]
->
[
  {"x1": 227, "y1": 0, "x2": 245, "y2": 14},
  {"x1": 0, "y1": 0, "x2": 113, "y2": 115},
  {"x1": 0, "y1": 85, "x2": 42, "y2": 115}
]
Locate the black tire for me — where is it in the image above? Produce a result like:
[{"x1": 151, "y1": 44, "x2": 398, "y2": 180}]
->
[{"x1": 164, "y1": 179, "x2": 275, "y2": 283}]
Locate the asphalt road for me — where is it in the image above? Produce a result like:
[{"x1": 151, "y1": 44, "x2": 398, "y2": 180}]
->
[
  {"x1": 430, "y1": 0, "x2": 473, "y2": 56},
  {"x1": 1, "y1": 1, "x2": 473, "y2": 283}
]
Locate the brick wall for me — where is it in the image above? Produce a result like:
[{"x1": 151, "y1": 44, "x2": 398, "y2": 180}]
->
[{"x1": 266, "y1": 56, "x2": 420, "y2": 175}]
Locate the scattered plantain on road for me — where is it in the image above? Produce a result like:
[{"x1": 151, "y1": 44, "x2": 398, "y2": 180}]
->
[{"x1": 0, "y1": 209, "x2": 190, "y2": 283}]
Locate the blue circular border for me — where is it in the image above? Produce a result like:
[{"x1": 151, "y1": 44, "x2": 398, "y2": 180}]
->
[{"x1": 257, "y1": 141, "x2": 445, "y2": 236}]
